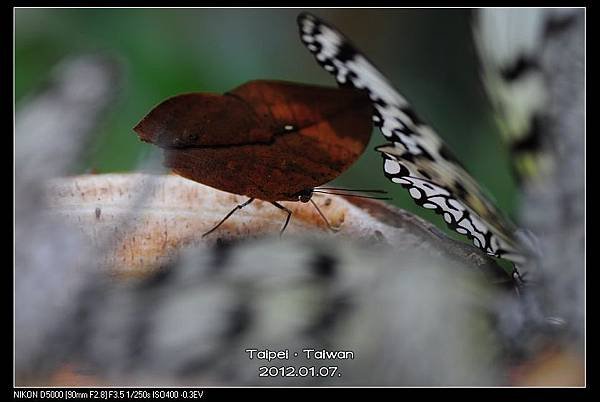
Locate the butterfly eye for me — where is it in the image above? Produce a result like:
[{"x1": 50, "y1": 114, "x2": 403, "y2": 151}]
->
[{"x1": 294, "y1": 189, "x2": 313, "y2": 203}]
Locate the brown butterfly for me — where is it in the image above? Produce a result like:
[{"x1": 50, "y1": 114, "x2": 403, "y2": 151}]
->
[{"x1": 134, "y1": 80, "x2": 380, "y2": 236}]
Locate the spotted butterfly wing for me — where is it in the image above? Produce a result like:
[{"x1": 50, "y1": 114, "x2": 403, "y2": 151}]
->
[
  {"x1": 474, "y1": 9, "x2": 551, "y2": 184},
  {"x1": 297, "y1": 12, "x2": 526, "y2": 265}
]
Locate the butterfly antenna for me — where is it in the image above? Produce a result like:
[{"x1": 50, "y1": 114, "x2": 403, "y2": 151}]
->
[
  {"x1": 313, "y1": 190, "x2": 392, "y2": 200},
  {"x1": 316, "y1": 187, "x2": 388, "y2": 194}
]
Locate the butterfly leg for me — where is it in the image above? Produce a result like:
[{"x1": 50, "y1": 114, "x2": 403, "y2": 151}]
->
[
  {"x1": 511, "y1": 264, "x2": 529, "y2": 298},
  {"x1": 202, "y1": 198, "x2": 255, "y2": 238},
  {"x1": 271, "y1": 202, "x2": 292, "y2": 236},
  {"x1": 512, "y1": 265, "x2": 526, "y2": 285},
  {"x1": 309, "y1": 198, "x2": 339, "y2": 233}
]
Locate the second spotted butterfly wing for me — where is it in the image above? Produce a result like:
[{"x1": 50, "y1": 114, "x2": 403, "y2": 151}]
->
[
  {"x1": 135, "y1": 79, "x2": 372, "y2": 204},
  {"x1": 297, "y1": 12, "x2": 527, "y2": 266}
]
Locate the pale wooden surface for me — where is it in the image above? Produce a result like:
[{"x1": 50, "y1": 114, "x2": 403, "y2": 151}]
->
[{"x1": 45, "y1": 173, "x2": 505, "y2": 280}]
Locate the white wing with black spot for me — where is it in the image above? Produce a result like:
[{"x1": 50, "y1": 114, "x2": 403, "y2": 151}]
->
[
  {"x1": 474, "y1": 9, "x2": 580, "y2": 184},
  {"x1": 297, "y1": 12, "x2": 526, "y2": 265}
]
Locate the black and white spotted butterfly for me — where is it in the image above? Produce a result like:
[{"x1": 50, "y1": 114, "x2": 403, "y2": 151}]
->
[{"x1": 297, "y1": 12, "x2": 531, "y2": 272}]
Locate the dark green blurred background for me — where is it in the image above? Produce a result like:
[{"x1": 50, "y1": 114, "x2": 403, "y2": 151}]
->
[{"x1": 15, "y1": 8, "x2": 517, "y2": 238}]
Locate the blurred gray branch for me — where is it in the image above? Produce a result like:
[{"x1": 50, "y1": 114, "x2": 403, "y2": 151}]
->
[
  {"x1": 15, "y1": 54, "x2": 123, "y2": 382},
  {"x1": 520, "y1": 10, "x2": 585, "y2": 348},
  {"x1": 475, "y1": 9, "x2": 585, "y2": 363}
]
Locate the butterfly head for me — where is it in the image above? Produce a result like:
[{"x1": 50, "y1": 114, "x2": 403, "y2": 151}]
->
[{"x1": 293, "y1": 189, "x2": 314, "y2": 203}]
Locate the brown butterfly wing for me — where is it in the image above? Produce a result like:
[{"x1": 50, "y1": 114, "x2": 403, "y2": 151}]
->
[
  {"x1": 134, "y1": 80, "x2": 373, "y2": 201},
  {"x1": 134, "y1": 92, "x2": 273, "y2": 148}
]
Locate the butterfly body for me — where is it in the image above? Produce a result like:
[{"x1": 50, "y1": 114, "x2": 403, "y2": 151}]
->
[
  {"x1": 134, "y1": 80, "x2": 373, "y2": 203},
  {"x1": 298, "y1": 12, "x2": 527, "y2": 265}
]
